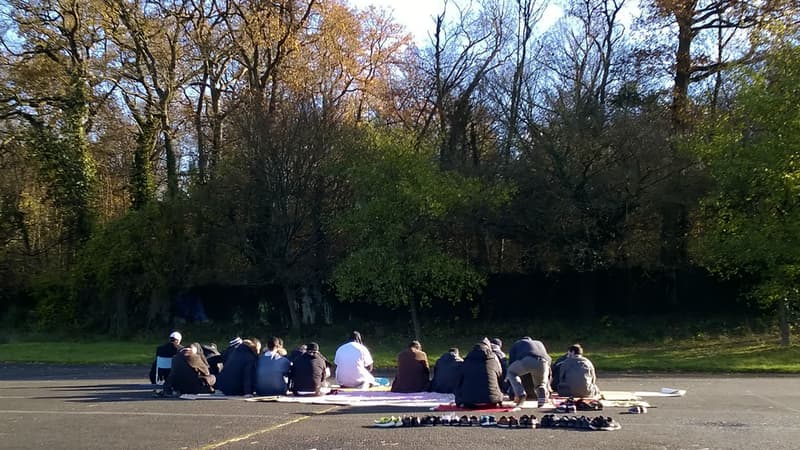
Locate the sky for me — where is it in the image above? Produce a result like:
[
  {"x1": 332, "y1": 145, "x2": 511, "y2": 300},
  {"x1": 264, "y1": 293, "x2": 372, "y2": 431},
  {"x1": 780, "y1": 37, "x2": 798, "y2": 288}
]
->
[{"x1": 347, "y1": 0, "x2": 565, "y2": 45}]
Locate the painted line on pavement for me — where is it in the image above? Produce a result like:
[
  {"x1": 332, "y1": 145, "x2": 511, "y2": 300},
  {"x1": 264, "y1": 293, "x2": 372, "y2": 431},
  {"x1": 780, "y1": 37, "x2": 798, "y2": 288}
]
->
[
  {"x1": 0, "y1": 409, "x2": 281, "y2": 418},
  {"x1": 197, "y1": 405, "x2": 340, "y2": 450}
]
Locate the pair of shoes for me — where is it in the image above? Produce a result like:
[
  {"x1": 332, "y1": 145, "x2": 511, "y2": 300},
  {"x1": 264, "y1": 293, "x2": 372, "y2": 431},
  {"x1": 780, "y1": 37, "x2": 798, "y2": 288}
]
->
[
  {"x1": 577, "y1": 399, "x2": 603, "y2": 411},
  {"x1": 539, "y1": 414, "x2": 556, "y2": 428},
  {"x1": 556, "y1": 403, "x2": 577, "y2": 413},
  {"x1": 479, "y1": 415, "x2": 497, "y2": 427},
  {"x1": 518, "y1": 414, "x2": 536, "y2": 428},
  {"x1": 589, "y1": 416, "x2": 622, "y2": 431},
  {"x1": 420, "y1": 415, "x2": 436, "y2": 426},
  {"x1": 374, "y1": 416, "x2": 401, "y2": 428},
  {"x1": 576, "y1": 416, "x2": 592, "y2": 429},
  {"x1": 498, "y1": 416, "x2": 519, "y2": 428}
]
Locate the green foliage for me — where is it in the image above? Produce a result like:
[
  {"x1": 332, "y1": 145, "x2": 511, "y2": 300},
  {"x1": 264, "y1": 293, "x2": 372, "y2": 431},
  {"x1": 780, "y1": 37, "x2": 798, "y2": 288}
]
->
[
  {"x1": 691, "y1": 45, "x2": 800, "y2": 308},
  {"x1": 332, "y1": 131, "x2": 506, "y2": 310}
]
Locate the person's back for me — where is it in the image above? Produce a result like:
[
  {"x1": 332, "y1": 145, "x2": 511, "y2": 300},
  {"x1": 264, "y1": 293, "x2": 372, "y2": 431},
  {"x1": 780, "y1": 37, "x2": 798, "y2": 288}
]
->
[
  {"x1": 216, "y1": 340, "x2": 258, "y2": 395},
  {"x1": 430, "y1": 349, "x2": 463, "y2": 394},
  {"x1": 391, "y1": 341, "x2": 430, "y2": 393},
  {"x1": 255, "y1": 337, "x2": 292, "y2": 396},
  {"x1": 220, "y1": 337, "x2": 243, "y2": 365},
  {"x1": 290, "y1": 343, "x2": 327, "y2": 395},
  {"x1": 454, "y1": 343, "x2": 504, "y2": 407},
  {"x1": 557, "y1": 345, "x2": 599, "y2": 398},
  {"x1": 508, "y1": 337, "x2": 550, "y2": 364},
  {"x1": 165, "y1": 344, "x2": 215, "y2": 395},
  {"x1": 334, "y1": 331, "x2": 375, "y2": 388}
]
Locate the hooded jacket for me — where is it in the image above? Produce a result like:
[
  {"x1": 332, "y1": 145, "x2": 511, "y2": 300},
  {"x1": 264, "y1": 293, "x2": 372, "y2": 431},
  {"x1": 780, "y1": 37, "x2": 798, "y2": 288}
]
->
[
  {"x1": 164, "y1": 346, "x2": 215, "y2": 394},
  {"x1": 454, "y1": 343, "x2": 504, "y2": 406},
  {"x1": 290, "y1": 351, "x2": 328, "y2": 394}
]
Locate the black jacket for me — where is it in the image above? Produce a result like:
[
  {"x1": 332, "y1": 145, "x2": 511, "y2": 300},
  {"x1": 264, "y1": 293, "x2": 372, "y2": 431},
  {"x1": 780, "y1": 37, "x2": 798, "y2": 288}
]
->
[
  {"x1": 148, "y1": 341, "x2": 182, "y2": 384},
  {"x1": 215, "y1": 345, "x2": 257, "y2": 395},
  {"x1": 454, "y1": 343, "x2": 504, "y2": 406},
  {"x1": 290, "y1": 352, "x2": 328, "y2": 394},
  {"x1": 430, "y1": 351, "x2": 463, "y2": 394}
]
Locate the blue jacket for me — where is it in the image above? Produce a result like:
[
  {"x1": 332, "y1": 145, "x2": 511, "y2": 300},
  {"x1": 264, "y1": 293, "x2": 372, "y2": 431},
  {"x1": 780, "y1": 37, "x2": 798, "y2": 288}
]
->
[{"x1": 255, "y1": 351, "x2": 291, "y2": 396}]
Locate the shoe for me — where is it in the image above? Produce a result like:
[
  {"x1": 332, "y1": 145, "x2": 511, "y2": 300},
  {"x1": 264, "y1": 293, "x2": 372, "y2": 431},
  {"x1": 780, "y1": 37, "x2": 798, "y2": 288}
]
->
[
  {"x1": 519, "y1": 415, "x2": 533, "y2": 429},
  {"x1": 627, "y1": 405, "x2": 647, "y2": 414},
  {"x1": 469, "y1": 415, "x2": 479, "y2": 426},
  {"x1": 589, "y1": 416, "x2": 622, "y2": 431},
  {"x1": 411, "y1": 416, "x2": 422, "y2": 427},
  {"x1": 459, "y1": 415, "x2": 470, "y2": 426},
  {"x1": 497, "y1": 416, "x2": 510, "y2": 428},
  {"x1": 402, "y1": 416, "x2": 413, "y2": 427},
  {"x1": 577, "y1": 399, "x2": 603, "y2": 411},
  {"x1": 576, "y1": 416, "x2": 592, "y2": 429}
]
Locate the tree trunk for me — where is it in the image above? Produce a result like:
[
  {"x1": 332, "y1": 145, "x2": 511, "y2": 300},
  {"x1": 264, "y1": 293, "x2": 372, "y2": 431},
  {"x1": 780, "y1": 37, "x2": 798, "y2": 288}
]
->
[
  {"x1": 409, "y1": 297, "x2": 422, "y2": 341},
  {"x1": 284, "y1": 285, "x2": 301, "y2": 330},
  {"x1": 779, "y1": 298, "x2": 791, "y2": 347},
  {"x1": 671, "y1": 6, "x2": 693, "y2": 132}
]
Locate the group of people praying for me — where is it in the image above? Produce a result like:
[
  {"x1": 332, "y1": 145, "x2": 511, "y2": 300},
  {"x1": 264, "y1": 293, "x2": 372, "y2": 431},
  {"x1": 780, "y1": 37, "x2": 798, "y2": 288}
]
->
[{"x1": 149, "y1": 331, "x2": 601, "y2": 406}]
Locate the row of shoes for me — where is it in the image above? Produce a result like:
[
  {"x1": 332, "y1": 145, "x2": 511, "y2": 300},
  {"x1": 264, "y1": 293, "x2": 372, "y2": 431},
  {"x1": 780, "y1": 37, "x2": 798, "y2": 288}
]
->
[
  {"x1": 496, "y1": 415, "x2": 536, "y2": 428},
  {"x1": 372, "y1": 414, "x2": 538, "y2": 428},
  {"x1": 539, "y1": 414, "x2": 622, "y2": 431}
]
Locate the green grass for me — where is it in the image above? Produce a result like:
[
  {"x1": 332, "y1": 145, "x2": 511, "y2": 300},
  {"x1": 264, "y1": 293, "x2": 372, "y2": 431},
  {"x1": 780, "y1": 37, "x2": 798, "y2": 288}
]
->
[{"x1": 1, "y1": 330, "x2": 799, "y2": 373}]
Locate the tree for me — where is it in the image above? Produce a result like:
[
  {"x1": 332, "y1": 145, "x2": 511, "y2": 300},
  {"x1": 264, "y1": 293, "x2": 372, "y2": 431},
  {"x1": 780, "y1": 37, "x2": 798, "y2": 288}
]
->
[
  {"x1": 691, "y1": 44, "x2": 800, "y2": 346},
  {"x1": 0, "y1": 0, "x2": 110, "y2": 246},
  {"x1": 332, "y1": 131, "x2": 505, "y2": 340}
]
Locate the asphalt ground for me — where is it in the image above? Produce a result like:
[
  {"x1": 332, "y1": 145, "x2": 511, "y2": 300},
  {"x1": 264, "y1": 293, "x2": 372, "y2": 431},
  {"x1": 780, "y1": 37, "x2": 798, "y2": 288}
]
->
[{"x1": 1, "y1": 364, "x2": 799, "y2": 450}]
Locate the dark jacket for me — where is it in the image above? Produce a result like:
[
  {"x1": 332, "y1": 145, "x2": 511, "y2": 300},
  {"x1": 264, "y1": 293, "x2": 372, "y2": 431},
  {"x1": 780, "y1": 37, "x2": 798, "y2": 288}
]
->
[
  {"x1": 255, "y1": 351, "x2": 291, "y2": 396},
  {"x1": 508, "y1": 338, "x2": 551, "y2": 364},
  {"x1": 454, "y1": 343, "x2": 504, "y2": 406},
  {"x1": 215, "y1": 345, "x2": 257, "y2": 395},
  {"x1": 391, "y1": 348, "x2": 430, "y2": 393},
  {"x1": 430, "y1": 351, "x2": 463, "y2": 394},
  {"x1": 149, "y1": 341, "x2": 182, "y2": 384},
  {"x1": 290, "y1": 351, "x2": 328, "y2": 394},
  {"x1": 164, "y1": 348, "x2": 216, "y2": 394}
]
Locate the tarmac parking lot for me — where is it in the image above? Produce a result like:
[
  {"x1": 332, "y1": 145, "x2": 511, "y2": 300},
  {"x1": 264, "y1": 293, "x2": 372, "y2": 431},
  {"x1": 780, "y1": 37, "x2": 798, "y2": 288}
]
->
[{"x1": 1, "y1": 364, "x2": 799, "y2": 449}]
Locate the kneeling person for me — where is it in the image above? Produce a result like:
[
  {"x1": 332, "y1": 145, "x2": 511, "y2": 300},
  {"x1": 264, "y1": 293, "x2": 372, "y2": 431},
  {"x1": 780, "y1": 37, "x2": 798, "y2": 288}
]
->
[{"x1": 556, "y1": 344, "x2": 600, "y2": 398}]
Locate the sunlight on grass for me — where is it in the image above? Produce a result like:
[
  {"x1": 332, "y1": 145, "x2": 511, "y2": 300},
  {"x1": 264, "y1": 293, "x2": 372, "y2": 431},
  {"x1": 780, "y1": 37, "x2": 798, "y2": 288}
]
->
[{"x1": 1, "y1": 332, "x2": 799, "y2": 373}]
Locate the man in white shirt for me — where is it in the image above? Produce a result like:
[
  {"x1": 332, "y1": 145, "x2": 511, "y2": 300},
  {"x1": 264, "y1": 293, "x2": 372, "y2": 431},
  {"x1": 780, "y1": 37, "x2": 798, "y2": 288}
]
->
[{"x1": 334, "y1": 331, "x2": 376, "y2": 388}]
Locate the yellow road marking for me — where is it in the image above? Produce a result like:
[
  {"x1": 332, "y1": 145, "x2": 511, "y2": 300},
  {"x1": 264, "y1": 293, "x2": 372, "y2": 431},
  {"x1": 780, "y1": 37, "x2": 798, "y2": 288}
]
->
[{"x1": 196, "y1": 405, "x2": 339, "y2": 450}]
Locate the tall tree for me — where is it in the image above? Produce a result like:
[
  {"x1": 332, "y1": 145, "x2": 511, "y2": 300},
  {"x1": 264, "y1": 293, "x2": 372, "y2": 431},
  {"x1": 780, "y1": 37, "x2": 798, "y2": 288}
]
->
[{"x1": 691, "y1": 44, "x2": 800, "y2": 346}]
